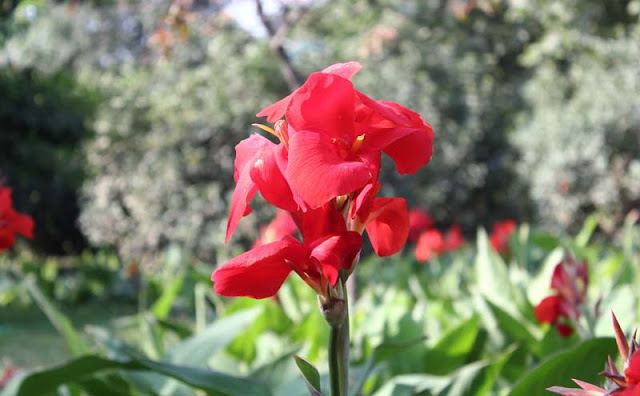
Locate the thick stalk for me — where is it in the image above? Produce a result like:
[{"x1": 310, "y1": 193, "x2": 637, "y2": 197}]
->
[{"x1": 328, "y1": 278, "x2": 349, "y2": 396}]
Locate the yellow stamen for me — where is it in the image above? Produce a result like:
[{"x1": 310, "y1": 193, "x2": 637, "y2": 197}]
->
[
  {"x1": 350, "y1": 134, "x2": 365, "y2": 154},
  {"x1": 252, "y1": 123, "x2": 281, "y2": 141}
]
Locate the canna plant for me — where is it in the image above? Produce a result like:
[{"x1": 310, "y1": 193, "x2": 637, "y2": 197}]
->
[{"x1": 210, "y1": 61, "x2": 434, "y2": 395}]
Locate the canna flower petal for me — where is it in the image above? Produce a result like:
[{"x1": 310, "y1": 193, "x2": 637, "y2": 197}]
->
[
  {"x1": 321, "y1": 61, "x2": 362, "y2": 79},
  {"x1": 256, "y1": 61, "x2": 362, "y2": 123},
  {"x1": 286, "y1": 72, "x2": 356, "y2": 141},
  {"x1": 211, "y1": 239, "x2": 305, "y2": 299},
  {"x1": 415, "y1": 229, "x2": 445, "y2": 262},
  {"x1": 626, "y1": 351, "x2": 640, "y2": 385},
  {"x1": 0, "y1": 186, "x2": 34, "y2": 252},
  {"x1": 443, "y1": 225, "x2": 464, "y2": 251},
  {"x1": 364, "y1": 197, "x2": 409, "y2": 257},
  {"x1": 310, "y1": 232, "x2": 362, "y2": 286},
  {"x1": 408, "y1": 208, "x2": 434, "y2": 243},
  {"x1": 293, "y1": 204, "x2": 347, "y2": 244},
  {"x1": 355, "y1": 97, "x2": 434, "y2": 174},
  {"x1": 225, "y1": 135, "x2": 267, "y2": 242},
  {"x1": 249, "y1": 143, "x2": 297, "y2": 212},
  {"x1": 489, "y1": 220, "x2": 516, "y2": 253},
  {"x1": 253, "y1": 210, "x2": 298, "y2": 248},
  {"x1": 534, "y1": 295, "x2": 564, "y2": 325},
  {"x1": 287, "y1": 130, "x2": 371, "y2": 208}
]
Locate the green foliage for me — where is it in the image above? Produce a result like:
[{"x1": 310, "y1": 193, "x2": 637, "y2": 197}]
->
[{"x1": 5, "y1": 217, "x2": 638, "y2": 395}]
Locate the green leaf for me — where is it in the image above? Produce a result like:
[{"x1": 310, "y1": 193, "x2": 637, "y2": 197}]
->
[
  {"x1": 484, "y1": 299, "x2": 538, "y2": 348},
  {"x1": 508, "y1": 338, "x2": 617, "y2": 396},
  {"x1": 227, "y1": 300, "x2": 293, "y2": 363},
  {"x1": 474, "y1": 229, "x2": 520, "y2": 313},
  {"x1": 3, "y1": 354, "x2": 267, "y2": 396},
  {"x1": 151, "y1": 271, "x2": 184, "y2": 320},
  {"x1": 575, "y1": 214, "x2": 599, "y2": 248},
  {"x1": 164, "y1": 307, "x2": 261, "y2": 366},
  {"x1": 24, "y1": 278, "x2": 90, "y2": 357},
  {"x1": 293, "y1": 355, "x2": 322, "y2": 395},
  {"x1": 424, "y1": 316, "x2": 479, "y2": 375}
]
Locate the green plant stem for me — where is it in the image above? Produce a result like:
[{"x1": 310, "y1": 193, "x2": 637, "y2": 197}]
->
[{"x1": 328, "y1": 279, "x2": 349, "y2": 396}]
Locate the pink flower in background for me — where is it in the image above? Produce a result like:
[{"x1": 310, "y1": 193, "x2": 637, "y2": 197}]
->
[
  {"x1": 548, "y1": 312, "x2": 640, "y2": 395},
  {"x1": 0, "y1": 365, "x2": 17, "y2": 389},
  {"x1": 534, "y1": 256, "x2": 588, "y2": 337},
  {"x1": 408, "y1": 208, "x2": 434, "y2": 243},
  {"x1": 489, "y1": 219, "x2": 516, "y2": 254},
  {"x1": 0, "y1": 186, "x2": 34, "y2": 252}
]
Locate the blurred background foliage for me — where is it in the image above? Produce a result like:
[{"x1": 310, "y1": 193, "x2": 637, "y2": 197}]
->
[{"x1": 1, "y1": 0, "x2": 639, "y2": 260}]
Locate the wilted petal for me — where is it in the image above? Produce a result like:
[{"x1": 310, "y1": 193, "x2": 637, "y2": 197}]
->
[
  {"x1": 322, "y1": 61, "x2": 362, "y2": 79},
  {"x1": 211, "y1": 239, "x2": 305, "y2": 299},
  {"x1": 547, "y1": 384, "x2": 604, "y2": 396},
  {"x1": 365, "y1": 198, "x2": 409, "y2": 257},
  {"x1": 613, "y1": 311, "x2": 630, "y2": 362},
  {"x1": 288, "y1": 131, "x2": 371, "y2": 208}
]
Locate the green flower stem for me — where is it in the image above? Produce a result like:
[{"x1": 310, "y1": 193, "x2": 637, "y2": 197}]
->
[{"x1": 328, "y1": 278, "x2": 349, "y2": 396}]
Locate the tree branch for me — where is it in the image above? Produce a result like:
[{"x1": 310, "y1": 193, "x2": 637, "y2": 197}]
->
[{"x1": 255, "y1": 0, "x2": 303, "y2": 90}]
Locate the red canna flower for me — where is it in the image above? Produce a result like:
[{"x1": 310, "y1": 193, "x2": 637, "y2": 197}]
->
[
  {"x1": 414, "y1": 225, "x2": 464, "y2": 262},
  {"x1": 0, "y1": 186, "x2": 34, "y2": 252},
  {"x1": 347, "y1": 181, "x2": 409, "y2": 257},
  {"x1": 548, "y1": 312, "x2": 640, "y2": 396},
  {"x1": 408, "y1": 208, "x2": 434, "y2": 243},
  {"x1": 257, "y1": 61, "x2": 434, "y2": 209},
  {"x1": 212, "y1": 204, "x2": 362, "y2": 299},
  {"x1": 489, "y1": 219, "x2": 516, "y2": 254},
  {"x1": 534, "y1": 256, "x2": 588, "y2": 337},
  {"x1": 415, "y1": 229, "x2": 444, "y2": 262},
  {"x1": 253, "y1": 210, "x2": 298, "y2": 248}
]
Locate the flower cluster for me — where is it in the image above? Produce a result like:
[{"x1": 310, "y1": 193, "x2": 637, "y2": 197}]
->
[
  {"x1": 407, "y1": 208, "x2": 464, "y2": 262},
  {"x1": 534, "y1": 256, "x2": 588, "y2": 337},
  {"x1": 211, "y1": 62, "x2": 434, "y2": 302},
  {"x1": 0, "y1": 185, "x2": 34, "y2": 252},
  {"x1": 549, "y1": 312, "x2": 640, "y2": 396}
]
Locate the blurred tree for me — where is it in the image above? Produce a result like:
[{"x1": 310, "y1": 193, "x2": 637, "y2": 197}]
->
[
  {"x1": 512, "y1": 0, "x2": 640, "y2": 232},
  {"x1": 0, "y1": 67, "x2": 97, "y2": 254}
]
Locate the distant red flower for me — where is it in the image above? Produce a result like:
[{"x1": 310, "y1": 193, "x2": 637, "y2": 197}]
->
[
  {"x1": 0, "y1": 365, "x2": 17, "y2": 389},
  {"x1": 548, "y1": 312, "x2": 640, "y2": 395},
  {"x1": 408, "y1": 208, "x2": 434, "y2": 243},
  {"x1": 534, "y1": 256, "x2": 588, "y2": 337},
  {"x1": 0, "y1": 186, "x2": 34, "y2": 252},
  {"x1": 489, "y1": 220, "x2": 516, "y2": 254},
  {"x1": 253, "y1": 210, "x2": 298, "y2": 248},
  {"x1": 414, "y1": 225, "x2": 464, "y2": 262}
]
